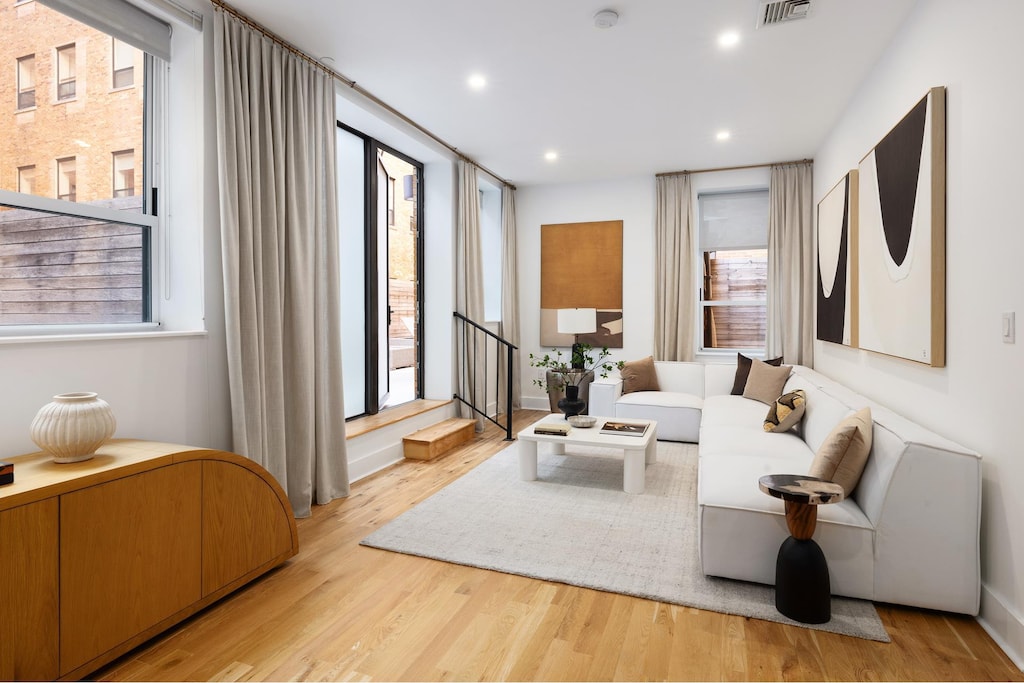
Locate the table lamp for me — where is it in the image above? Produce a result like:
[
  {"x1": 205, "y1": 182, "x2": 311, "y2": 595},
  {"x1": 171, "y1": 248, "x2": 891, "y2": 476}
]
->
[{"x1": 557, "y1": 308, "x2": 597, "y2": 369}]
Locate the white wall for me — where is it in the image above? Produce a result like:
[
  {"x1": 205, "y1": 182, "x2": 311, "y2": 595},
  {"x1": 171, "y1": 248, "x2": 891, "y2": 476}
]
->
[
  {"x1": 813, "y1": 0, "x2": 1024, "y2": 667},
  {"x1": 516, "y1": 176, "x2": 654, "y2": 408}
]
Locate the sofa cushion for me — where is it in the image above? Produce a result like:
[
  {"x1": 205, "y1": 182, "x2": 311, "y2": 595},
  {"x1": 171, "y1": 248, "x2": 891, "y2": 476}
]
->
[
  {"x1": 809, "y1": 407, "x2": 873, "y2": 495},
  {"x1": 699, "y1": 422, "x2": 812, "y2": 461},
  {"x1": 617, "y1": 390, "x2": 701, "y2": 410},
  {"x1": 731, "y1": 353, "x2": 783, "y2": 395},
  {"x1": 699, "y1": 395, "x2": 769, "y2": 430},
  {"x1": 742, "y1": 359, "x2": 792, "y2": 404},
  {"x1": 616, "y1": 391, "x2": 702, "y2": 443},
  {"x1": 620, "y1": 356, "x2": 659, "y2": 394},
  {"x1": 763, "y1": 389, "x2": 806, "y2": 433}
]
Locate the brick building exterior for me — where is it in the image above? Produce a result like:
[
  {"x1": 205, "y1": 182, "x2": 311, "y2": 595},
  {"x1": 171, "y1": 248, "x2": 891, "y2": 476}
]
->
[
  {"x1": 379, "y1": 150, "x2": 418, "y2": 346},
  {"x1": 0, "y1": 1, "x2": 147, "y2": 325},
  {"x1": 0, "y1": 0, "x2": 144, "y2": 203}
]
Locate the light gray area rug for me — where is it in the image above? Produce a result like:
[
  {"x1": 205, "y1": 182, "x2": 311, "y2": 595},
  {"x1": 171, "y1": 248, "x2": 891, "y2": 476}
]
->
[{"x1": 361, "y1": 440, "x2": 889, "y2": 642}]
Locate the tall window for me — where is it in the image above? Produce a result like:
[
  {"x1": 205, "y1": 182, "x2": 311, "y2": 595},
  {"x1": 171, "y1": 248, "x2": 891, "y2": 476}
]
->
[
  {"x1": 17, "y1": 165, "x2": 35, "y2": 194},
  {"x1": 112, "y1": 38, "x2": 134, "y2": 88},
  {"x1": 698, "y1": 189, "x2": 769, "y2": 351},
  {"x1": 479, "y1": 179, "x2": 503, "y2": 321},
  {"x1": 0, "y1": 0, "x2": 167, "y2": 329},
  {"x1": 16, "y1": 55, "x2": 35, "y2": 109},
  {"x1": 56, "y1": 157, "x2": 76, "y2": 201},
  {"x1": 112, "y1": 150, "x2": 134, "y2": 197},
  {"x1": 337, "y1": 123, "x2": 424, "y2": 417},
  {"x1": 56, "y1": 43, "x2": 76, "y2": 101}
]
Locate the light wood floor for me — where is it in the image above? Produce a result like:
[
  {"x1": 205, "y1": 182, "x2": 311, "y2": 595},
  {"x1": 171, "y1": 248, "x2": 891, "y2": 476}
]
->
[{"x1": 96, "y1": 409, "x2": 1022, "y2": 682}]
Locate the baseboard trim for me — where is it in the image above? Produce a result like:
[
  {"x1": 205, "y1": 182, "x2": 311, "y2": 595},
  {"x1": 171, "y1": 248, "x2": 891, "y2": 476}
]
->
[
  {"x1": 978, "y1": 583, "x2": 1024, "y2": 672},
  {"x1": 522, "y1": 396, "x2": 550, "y2": 411}
]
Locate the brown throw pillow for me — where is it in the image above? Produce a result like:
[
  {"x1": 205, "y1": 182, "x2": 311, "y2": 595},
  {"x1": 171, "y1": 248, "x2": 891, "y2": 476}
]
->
[
  {"x1": 808, "y1": 407, "x2": 873, "y2": 495},
  {"x1": 620, "y1": 356, "x2": 660, "y2": 394},
  {"x1": 742, "y1": 358, "x2": 792, "y2": 404},
  {"x1": 764, "y1": 389, "x2": 807, "y2": 432},
  {"x1": 731, "y1": 353, "x2": 783, "y2": 395}
]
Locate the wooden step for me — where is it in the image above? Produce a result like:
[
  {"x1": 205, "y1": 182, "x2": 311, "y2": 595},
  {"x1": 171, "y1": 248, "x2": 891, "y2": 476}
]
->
[{"x1": 402, "y1": 418, "x2": 477, "y2": 461}]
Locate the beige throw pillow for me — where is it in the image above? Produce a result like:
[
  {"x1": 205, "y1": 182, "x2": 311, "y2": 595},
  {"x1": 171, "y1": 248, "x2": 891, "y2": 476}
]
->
[
  {"x1": 808, "y1": 407, "x2": 873, "y2": 495},
  {"x1": 620, "y1": 356, "x2": 660, "y2": 394},
  {"x1": 764, "y1": 389, "x2": 807, "y2": 432},
  {"x1": 732, "y1": 353, "x2": 784, "y2": 395},
  {"x1": 742, "y1": 358, "x2": 792, "y2": 404}
]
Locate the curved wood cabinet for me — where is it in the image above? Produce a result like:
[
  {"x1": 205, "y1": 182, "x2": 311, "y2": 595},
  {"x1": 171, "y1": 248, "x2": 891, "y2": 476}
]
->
[{"x1": 0, "y1": 439, "x2": 298, "y2": 681}]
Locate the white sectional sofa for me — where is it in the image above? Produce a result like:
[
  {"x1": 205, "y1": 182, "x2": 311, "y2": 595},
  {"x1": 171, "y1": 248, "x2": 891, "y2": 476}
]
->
[{"x1": 589, "y1": 360, "x2": 982, "y2": 615}]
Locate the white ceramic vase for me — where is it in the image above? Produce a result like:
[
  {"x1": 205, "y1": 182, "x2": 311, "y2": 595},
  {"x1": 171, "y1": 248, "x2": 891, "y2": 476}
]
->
[{"x1": 30, "y1": 392, "x2": 117, "y2": 463}]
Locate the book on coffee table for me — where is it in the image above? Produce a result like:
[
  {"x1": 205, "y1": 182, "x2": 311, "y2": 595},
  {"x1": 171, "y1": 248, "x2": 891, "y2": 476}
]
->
[
  {"x1": 600, "y1": 420, "x2": 649, "y2": 437},
  {"x1": 533, "y1": 423, "x2": 571, "y2": 436}
]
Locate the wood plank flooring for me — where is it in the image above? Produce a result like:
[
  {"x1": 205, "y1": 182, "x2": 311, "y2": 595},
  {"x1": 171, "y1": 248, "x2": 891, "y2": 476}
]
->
[{"x1": 95, "y1": 409, "x2": 1022, "y2": 682}]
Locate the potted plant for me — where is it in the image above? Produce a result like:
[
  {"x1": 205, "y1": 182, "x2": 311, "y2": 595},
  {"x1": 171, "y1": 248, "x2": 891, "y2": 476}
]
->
[{"x1": 529, "y1": 344, "x2": 622, "y2": 417}]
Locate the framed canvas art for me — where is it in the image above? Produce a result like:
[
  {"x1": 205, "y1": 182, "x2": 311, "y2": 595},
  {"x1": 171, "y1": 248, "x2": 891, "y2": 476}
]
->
[
  {"x1": 857, "y1": 86, "x2": 946, "y2": 366},
  {"x1": 817, "y1": 171, "x2": 858, "y2": 347},
  {"x1": 540, "y1": 220, "x2": 623, "y2": 349}
]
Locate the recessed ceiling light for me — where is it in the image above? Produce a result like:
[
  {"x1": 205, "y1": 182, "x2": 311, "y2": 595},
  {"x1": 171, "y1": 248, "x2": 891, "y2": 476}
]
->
[
  {"x1": 544, "y1": 151, "x2": 558, "y2": 162},
  {"x1": 717, "y1": 30, "x2": 740, "y2": 48},
  {"x1": 467, "y1": 73, "x2": 487, "y2": 90},
  {"x1": 716, "y1": 130, "x2": 731, "y2": 141}
]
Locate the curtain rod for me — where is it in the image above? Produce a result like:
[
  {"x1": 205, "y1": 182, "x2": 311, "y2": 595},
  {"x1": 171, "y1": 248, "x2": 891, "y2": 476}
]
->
[
  {"x1": 210, "y1": 0, "x2": 516, "y2": 190},
  {"x1": 655, "y1": 158, "x2": 813, "y2": 178}
]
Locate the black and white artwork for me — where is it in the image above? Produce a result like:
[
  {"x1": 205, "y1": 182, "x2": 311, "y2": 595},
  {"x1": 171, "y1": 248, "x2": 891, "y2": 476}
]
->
[
  {"x1": 817, "y1": 172, "x2": 856, "y2": 346},
  {"x1": 857, "y1": 87, "x2": 946, "y2": 366}
]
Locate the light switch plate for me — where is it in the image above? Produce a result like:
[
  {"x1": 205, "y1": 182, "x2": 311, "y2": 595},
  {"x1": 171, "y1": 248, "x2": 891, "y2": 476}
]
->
[{"x1": 1003, "y1": 312, "x2": 1015, "y2": 344}]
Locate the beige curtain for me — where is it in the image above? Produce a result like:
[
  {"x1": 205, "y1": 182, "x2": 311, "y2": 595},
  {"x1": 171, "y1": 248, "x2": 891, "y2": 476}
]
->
[
  {"x1": 214, "y1": 10, "x2": 349, "y2": 518},
  {"x1": 654, "y1": 173, "x2": 696, "y2": 361},
  {"x1": 498, "y1": 184, "x2": 522, "y2": 410},
  {"x1": 455, "y1": 159, "x2": 486, "y2": 426},
  {"x1": 766, "y1": 162, "x2": 815, "y2": 365}
]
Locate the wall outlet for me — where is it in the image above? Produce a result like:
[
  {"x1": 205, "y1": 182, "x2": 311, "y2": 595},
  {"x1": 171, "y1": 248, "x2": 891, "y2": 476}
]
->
[{"x1": 1002, "y1": 312, "x2": 1015, "y2": 344}]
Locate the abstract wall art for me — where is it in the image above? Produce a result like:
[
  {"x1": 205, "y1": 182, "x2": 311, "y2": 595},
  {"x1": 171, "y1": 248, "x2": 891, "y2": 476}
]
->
[
  {"x1": 817, "y1": 171, "x2": 858, "y2": 347},
  {"x1": 540, "y1": 220, "x2": 623, "y2": 349},
  {"x1": 856, "y1": 86, "x2": 946, "y2": 366}
]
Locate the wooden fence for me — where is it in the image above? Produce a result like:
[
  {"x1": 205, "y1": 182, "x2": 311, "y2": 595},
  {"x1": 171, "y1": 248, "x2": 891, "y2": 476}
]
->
[
  {"x1": 703, "y1": 252, "x2": 767, "y2": 349},
  {"x1": 0, "y1": 200, "x2": 145, "y2": 325}
]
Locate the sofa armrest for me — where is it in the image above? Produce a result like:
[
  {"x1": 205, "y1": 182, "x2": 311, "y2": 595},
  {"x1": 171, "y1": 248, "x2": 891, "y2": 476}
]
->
[{"x1": 588, "y1": 377, "x2": 622, "y2": 417}]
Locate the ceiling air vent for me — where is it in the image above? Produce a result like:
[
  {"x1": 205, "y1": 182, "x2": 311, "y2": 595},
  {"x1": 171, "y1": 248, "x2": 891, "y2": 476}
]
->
[{"x1": 757, "y1": 0, "x2": 813, "y2": 28}]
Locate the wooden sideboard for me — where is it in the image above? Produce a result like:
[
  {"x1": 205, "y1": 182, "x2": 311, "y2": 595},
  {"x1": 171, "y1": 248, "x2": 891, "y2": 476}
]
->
[{"x1": 0, "y1": 439, "x2": 298, "y2": 681}]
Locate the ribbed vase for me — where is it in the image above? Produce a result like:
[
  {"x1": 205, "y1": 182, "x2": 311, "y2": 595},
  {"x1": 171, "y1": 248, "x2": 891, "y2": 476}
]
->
[{"x1": 30, "y1": 392, "x2": 117, "y2": 463}]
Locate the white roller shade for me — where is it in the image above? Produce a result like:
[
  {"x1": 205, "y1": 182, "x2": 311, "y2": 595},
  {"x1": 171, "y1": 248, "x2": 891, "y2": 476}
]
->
[
  {"x1": 39, "y1": 0, "x2": 171, "y2": 61},
  {"x1": 699, "y1": 189, "x2": 770, "y2": 251}
]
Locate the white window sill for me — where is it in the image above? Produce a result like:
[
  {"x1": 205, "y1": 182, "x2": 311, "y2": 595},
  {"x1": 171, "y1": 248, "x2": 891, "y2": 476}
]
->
[{"x1": 0, "y1": 327, "x2": 207, "y2": 346}]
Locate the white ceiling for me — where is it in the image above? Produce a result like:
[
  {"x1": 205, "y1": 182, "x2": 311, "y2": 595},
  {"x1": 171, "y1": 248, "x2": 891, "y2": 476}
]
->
[{"x1": 224, "y1": 0, "x2": 917, "y2": 187}]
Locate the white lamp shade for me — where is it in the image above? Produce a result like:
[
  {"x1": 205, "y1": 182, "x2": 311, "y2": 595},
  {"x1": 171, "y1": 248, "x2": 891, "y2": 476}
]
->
[{"x1": 557, "y1": 308, "x2": 597, "y2": 335}]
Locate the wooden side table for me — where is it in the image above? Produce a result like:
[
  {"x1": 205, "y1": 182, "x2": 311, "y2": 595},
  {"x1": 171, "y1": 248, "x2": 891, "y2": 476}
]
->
[{"x1": 758, "y1": 474, "x2": 845, "y2": 624}]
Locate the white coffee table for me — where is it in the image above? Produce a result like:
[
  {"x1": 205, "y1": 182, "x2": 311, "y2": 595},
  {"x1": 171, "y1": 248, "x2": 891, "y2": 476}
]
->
[{"x1": 517, "y1": 414, "x2": 658, "y2": 494}]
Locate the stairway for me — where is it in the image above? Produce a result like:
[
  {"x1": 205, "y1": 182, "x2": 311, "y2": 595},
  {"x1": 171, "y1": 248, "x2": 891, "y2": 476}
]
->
[{"x1": 402, "y1": 417, "x2": 477, "y2": 461}]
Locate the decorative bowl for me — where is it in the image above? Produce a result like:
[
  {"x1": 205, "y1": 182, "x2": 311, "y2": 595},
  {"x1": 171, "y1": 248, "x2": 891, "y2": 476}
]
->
[{"x1": 567, "y1": 415, "x2": 596, "y2": 428}]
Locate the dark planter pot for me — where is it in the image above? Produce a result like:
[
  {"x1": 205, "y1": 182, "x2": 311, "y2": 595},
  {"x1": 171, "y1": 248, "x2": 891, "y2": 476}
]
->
[{"x1": 557, "y1": 384, "x2": 586, "y2": 418}]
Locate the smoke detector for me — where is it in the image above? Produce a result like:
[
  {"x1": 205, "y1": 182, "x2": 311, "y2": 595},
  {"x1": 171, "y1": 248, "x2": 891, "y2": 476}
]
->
[
  {"x1": 594, "y1": 9, "x2": 619, "y2": 29},
  {"x1": 757, "y1": 0, "x2": 813, "y2": 28}
]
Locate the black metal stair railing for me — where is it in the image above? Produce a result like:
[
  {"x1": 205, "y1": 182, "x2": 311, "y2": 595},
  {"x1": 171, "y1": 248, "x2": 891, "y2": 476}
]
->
[{"x1": 453, "y1": 312, "x2": 517, "y2": 440}]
